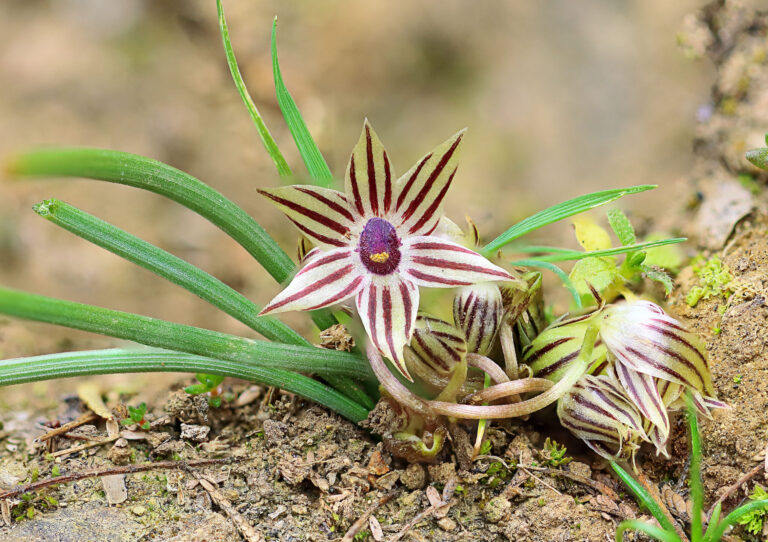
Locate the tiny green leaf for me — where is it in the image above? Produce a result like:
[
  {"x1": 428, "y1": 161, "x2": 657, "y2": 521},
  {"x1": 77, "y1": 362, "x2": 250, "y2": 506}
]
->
[
  {"x1": 642, "y1": 266, "x2": 674, "y2": 295},
  {"x1": 606, "y1": 208, "x2": 636, "y2": 246},
  {"x1": 746, "y1": 147, "x2": 768, "y2": 170}
]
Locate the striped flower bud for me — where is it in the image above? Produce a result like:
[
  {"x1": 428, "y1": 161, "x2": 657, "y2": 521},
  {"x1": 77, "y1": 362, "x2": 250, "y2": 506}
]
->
[
  {"x1": 599, "y1": 300, "x2": 726, "y2": 446},
  {"x1": 408, "y1": 315, "x2": 467, "y2": 377},
  {"x1": 557, "y1": 374, "x2": 648, "y2": 463},
  {"x1": 523, "y1": 310, "x2": 608, "y2": 383},
  {"x1": 453, "y1": 283, "x2": 503, "y2": 355}
]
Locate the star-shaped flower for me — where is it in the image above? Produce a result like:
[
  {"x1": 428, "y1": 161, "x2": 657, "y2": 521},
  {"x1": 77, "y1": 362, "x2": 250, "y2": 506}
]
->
[{"x1": 258, "y1": 120, "x2": 514, "y2": 379}]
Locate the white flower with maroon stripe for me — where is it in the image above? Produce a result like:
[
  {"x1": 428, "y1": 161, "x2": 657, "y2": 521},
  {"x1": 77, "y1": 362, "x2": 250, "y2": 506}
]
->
[{"x1": 258, "y1": 120, "x2": 513, "y2": 379}]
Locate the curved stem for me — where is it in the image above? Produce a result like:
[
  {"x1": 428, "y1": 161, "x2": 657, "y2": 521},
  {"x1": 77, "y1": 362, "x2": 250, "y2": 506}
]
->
[
  {"x1": 0, "y1": 349, "x2": 368, "y2": 422},
  {"x1": 434, "y1": 356, "x2": 467, "y2": 402},
  {"x1": 366, "y1": 342, "x2": 433, "y2": 416},
  {"x1": 464, "y1": 378, "x2": 553, "y2": 404},
  {"x1": 466, "y1": 353, "x2": 509, "y2": 385},
  {"x1": 499, "y1": 322, "x2": 519, "y2": 379}
]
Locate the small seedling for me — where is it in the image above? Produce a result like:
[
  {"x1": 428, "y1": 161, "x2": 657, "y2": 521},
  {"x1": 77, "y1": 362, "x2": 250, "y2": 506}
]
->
[
  {"x1": 121, "y1": 402, "x2": 150, "y2": 430},
  {"x1": 736, "y1": 485, "x2": 768, "y2": 535},
  {"x1": 185, "y1": 374, "x2": 226, "y2": 408},
  {"x1": 612, "y1": 391, "x2": 768, "y2": 542},
  {"x1": 542, "y1": 438, "x2": 572, "y2": 468}
]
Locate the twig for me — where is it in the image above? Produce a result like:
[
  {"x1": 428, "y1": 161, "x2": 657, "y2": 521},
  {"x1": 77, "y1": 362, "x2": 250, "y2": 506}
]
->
[
  {"x1": 520, "y1": 466, "x2": 562, "y2": 495},
  {"x1": 388, "y1": 500, "x2": 441, "y2": 542},
  {"x1": 51, "y1": 435, "x2": 119, "y2": 458},
  {"x1": 189, "y1": 470, "x2": 262, "y2": 542},
  {"x1": 526, "y1": 466, "x2": 619, "y2": 501},
  {"x1": 35, "y1": 412, "x2": 98, "y2": 443},
  {"x1": 0, "y1": 457, "x2": 240, "y2": 500},
  {"x1": 342, "y1": 490, "x2": 398, "y2": 542},
  {"x1": 706, "y1": 461, "x2": 766, "y2": 520}
]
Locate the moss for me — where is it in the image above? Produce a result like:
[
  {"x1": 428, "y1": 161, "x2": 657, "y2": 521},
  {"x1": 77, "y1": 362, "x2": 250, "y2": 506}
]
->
[{"x1": 685, "y1": 255, "x2": 734, "y2": 307}]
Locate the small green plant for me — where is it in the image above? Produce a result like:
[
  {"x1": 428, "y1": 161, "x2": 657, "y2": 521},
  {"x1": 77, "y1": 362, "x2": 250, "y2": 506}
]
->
[
  {"x1": 736, "y1": 485, "x2": 768, "y2": 535},
  {"x1": 685, "y1": 255, "x2": 734, "y2": 308},
  {"x1": 542, "y1": 438, "x2": 572, "y2": 468},
  {"x1": 612, "y1": 392, "x2": 768, "y2": 542},
  {"x1": 184, "y1": 374, "x2": 226, "y2": 408},
  {"x1": 121, "y1": 402, "x2": 150, "y2": 430}
]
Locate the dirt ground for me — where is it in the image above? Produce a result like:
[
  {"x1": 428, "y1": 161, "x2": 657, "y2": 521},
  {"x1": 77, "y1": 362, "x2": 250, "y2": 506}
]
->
[{"x1": 2, "y1": 1, "x2": 768, "y2": 541}]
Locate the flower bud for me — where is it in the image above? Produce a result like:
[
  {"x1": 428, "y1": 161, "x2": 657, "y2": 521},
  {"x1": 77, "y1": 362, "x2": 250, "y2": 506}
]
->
[
  {"x1": 557, "y1": 374, "x2": 647, "y2": 463},
  {"x1": 453, "y1": 283, "x2": 503, "y2": 355},
  {"x1": 409, "y1": 315, "x2": 467, "y2": 377}
]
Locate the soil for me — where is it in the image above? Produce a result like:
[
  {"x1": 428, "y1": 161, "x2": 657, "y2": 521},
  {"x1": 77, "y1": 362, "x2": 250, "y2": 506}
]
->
[{"x1": 2, "y1": 1, "x2": 768, "y2": 541}]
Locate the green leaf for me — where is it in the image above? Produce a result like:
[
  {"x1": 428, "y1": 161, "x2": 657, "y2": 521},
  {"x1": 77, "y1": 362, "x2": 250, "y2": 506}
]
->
[
  {"x1": 606, "y1": 208, "x2": 636, "y2": 245},
  {"x1": 641, "y1": 233, "x2": 684, "y2": 273},
  {"x1": 642, "y1": 266, "x2": 674, "y2": 296},
  {"x1": 217, "y1": 0, "x2": 291, "y2": 178},
  {"x1": 746, "y1": 147, "x2": 768, "y2": 170},
  {"x1": 513, "y1": 259, "x2": 582, "y2": 309},
  {"x1": 33, "y1": 198, "x2": 306, "y2": 345},
  {"x1": 0, "y1": 287, "x2": 373, "y2": 381},
  {"x1": 6, "y1": 148, "x2": 296, "y2": 283},
  {"x1": 509, "y1": 238, "x2": 686, "y2": 263},
  {"x1": 271, "y1": 18, "x2": 334, "y2": 187},
  {"x1": 706, "y1": 499, "x2": 768, "y2": 542},
  {"x1": 610, "y1": 461, "x2": 680, "y2": 536},
  {"x1": 481, "y1": 185, "x2": 656, "y2": 255},
  {"x1": 616, "y1": 520, "x2": 680, "y2": 542},
  {"x1": 568, "y1": 257, "x2": 623, "y2": 307},
  {"x1": 685, "y1": 392, "x2": 704, "y2": 542},
  {"x1": 0, "y1": 348, "x2": 368, "y2": 422}
]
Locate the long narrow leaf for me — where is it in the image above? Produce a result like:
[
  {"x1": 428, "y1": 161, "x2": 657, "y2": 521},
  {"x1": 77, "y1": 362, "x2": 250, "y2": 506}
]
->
[
  {"x1": 217, "y1": 0, "x2": 292, "y2": 178},
  {"x1": 509, "y1": 238, "x2": 686, "y2": 263},
  {"x1": 481, "y1": 185, "x2": 656, "y2": 255},
  {"x1": 616, "y1": 520, "x2": 680, "y2": 542},
  {"x1": 611, "y1": 461, "x2": 680, "y2": 535},
  {"x1": 6, "y1": 148, "x2": 296, "y2": 283},
  {"x1": 271, "y1": 18, "x2": 334, "y2": 187},
  {"x1": 0, "y1": 349, "x2": 367, "y2": 422},
  {"x1": 34, "y1": 198, "x2": 305, "y2": 345},
  {"x1": 0, "y1": 287, "x2": 374, "y2": 381},
  {"x1": 513, "y1": 259, "x2": 582, "y2": 309},
  {"x1": 685, "y1": 392, "x2": 704, "y2": 542},
  {"x1": 705, "y1": 499, "x2": 768, "y2": 541}
]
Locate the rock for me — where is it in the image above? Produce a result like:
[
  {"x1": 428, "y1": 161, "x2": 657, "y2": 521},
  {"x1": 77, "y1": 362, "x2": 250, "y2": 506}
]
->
[
  {"x1": 437, "y1": 517, "x2": 457, "y2": 532},
  {"x1": 107, "y1": 443, "x2": 133, "y2": 465},
  {"x1": 180, "y1": 423, "x2": 210, "y2": 442},
  {"x1": 568, "y1": 461, "x2": 592, "y2": 480},
  {"x1": 130, "y1": 505, "x2": 146, "y2": 516},
  {"x1": 484, "y1": 496, "x2": 511, "y2": 523},
  {"x1": 427, "y1": 462, "x2": 456, "y2": 485},
  {"x1": 400, "y1": 464, "x2": 426, "y2": 490}
]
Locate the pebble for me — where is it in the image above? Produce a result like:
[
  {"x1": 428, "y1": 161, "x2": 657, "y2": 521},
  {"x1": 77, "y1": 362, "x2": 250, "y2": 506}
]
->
[
  {"x1": 484, "y1": 496, "x2": 511, "y2": 523},
  {"x1": 400, "y1": 464, "x2": 426, "y2": 490},
  {"x1": 437, "y1": 517, "x2": 457, "y2": 531},
  {"x1": 130, "y1": 505, "x2": 147, "y2": 516}
]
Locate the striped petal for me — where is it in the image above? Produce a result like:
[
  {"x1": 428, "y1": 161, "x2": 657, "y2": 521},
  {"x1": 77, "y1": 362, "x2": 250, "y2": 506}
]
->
[
  {"x1": 356, "y1": 276, "x2": 419, "y2": 381},
  {"x1": 260, "y1": 248, "x2": 362, "y2": 315},
  {"x1": 614, "y1": 360, "x2": 670, "y2": 441},
  {"x1": 600, "y1": 300, "x2": 717, "y2": 397},
  {"x1": 258, "y1": 185, "x2": 356, "y2": 248},
  {"x1": 400, "y1": 237, "x2": 513, "y2": 287},
  {"x1": 393, "y1": 129, "x2": 465, "y2": 236},
  {"x1": 344, "y1": 120, "x2": 395, "y2": 219},
  {"x1": 453, "y1": 283, "x2": 503, "y2": 356}
]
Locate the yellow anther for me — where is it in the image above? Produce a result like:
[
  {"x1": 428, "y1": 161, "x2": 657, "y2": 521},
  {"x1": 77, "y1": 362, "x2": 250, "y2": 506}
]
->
[{"x1": 369, "y1": 252, "x2": 389, "y2": 263}]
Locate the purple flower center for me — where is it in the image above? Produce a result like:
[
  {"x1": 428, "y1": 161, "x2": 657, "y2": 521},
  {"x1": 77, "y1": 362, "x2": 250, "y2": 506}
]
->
[{"x1": 358, "y1": 217, "x2": 401, "y2": 275}]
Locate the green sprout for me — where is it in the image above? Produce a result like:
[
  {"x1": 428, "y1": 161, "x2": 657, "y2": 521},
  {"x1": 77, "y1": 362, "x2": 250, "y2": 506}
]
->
[
  {"x1": 612, "y1": 391, "x2": 768, "y2": 542},
  {"x1": 736, "y1": 485, "x2": 768, "y2": 535},
  {"x1": 685, "y1": 255, "x2": 734, "y2": 308},
  {"x1": 542, "y1": 438, "x2": 572, "y2": 468},
  {"x1": 121, "y1": 402, "x2": 150, "y2": 430},
  {"x1": 185, "y1": 374, "x2": 226, "y2": 408}
]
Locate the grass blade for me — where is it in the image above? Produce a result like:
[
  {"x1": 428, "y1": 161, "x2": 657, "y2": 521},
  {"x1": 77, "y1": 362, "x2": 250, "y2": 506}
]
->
[
  {"x1": 217, "y1": 0, "x2": 292, "y2": 178},
  {"x1": 616, "y1": 520, "x2": 680, "y2": 542},
  {"x1": 0, "y1": 287, "x2": 374, "y2": 382},
  {"x1": 271, "y1": 18, "x2": 334, "y2": 187},
  {"x1": 509, "y1": 238, "x2": 686, "y2": 263},
  {"x1": 513, "y1": 259, "x2": 582, "y2": 309},
  {"x1": 685, "y1": 392, "x2": 704, "y2": 542},
  {"x1": 705, "y1": 499, "x2": 768, "y2": 542},
  {"x1": 0, "y1": 349, "x2": 368, "y2": 422},
  {"x1": 6, "y1": 148, "x2": 296, "y2": 283},
  {"x1": 481, "y1": 185, "x2": 656, "y2": 256},
  {"x1": 34, "y1": 198, "x2": 305, "y2": 345},
  {"x1": 611, "y1": 461, "x2": 680, "y2": 535}
]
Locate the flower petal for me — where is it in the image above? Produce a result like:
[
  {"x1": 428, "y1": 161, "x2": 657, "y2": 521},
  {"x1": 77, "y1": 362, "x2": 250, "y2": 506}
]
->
[
  {"x1": 400, "y1": 237, "x2": 514, "y2": 287},
  {"x1": 614, "y1": 361, "x2": 670, "y2": 440},
  {"x1": 260, "y1": 248, "x2": 363, "y2": 314},
  {"x1": 600, "y1": 300, "x2": 717, "y2": 397},
  {"x1": 258, "y1": 185, "x2": 356, "y2": 247},
  {"x1": 344, "y1": 120, "x2": 395, "y2": 219},
  {"x1": 356, "y1": 276, "x2": 419, "y2": 381},
  {"x1": 394, "y1": 129, "x2": 465, "y2": 235}
]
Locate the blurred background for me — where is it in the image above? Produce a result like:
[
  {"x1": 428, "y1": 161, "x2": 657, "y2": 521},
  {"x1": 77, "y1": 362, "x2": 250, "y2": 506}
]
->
[{"x1": 0, "y1": 1, "x2": 746, "y2": 398}]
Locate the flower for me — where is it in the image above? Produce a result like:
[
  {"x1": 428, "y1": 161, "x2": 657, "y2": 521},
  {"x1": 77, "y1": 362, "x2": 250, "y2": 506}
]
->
[
  {"x1": 557, "y1": 373, "x2": 648, "y2": 464},
  {"x1": 258, "y1": 120, "x2": 513, "y2": 379},
  {"x1": 525, "y1": 298, "x2": 726, "y2": 456}
]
